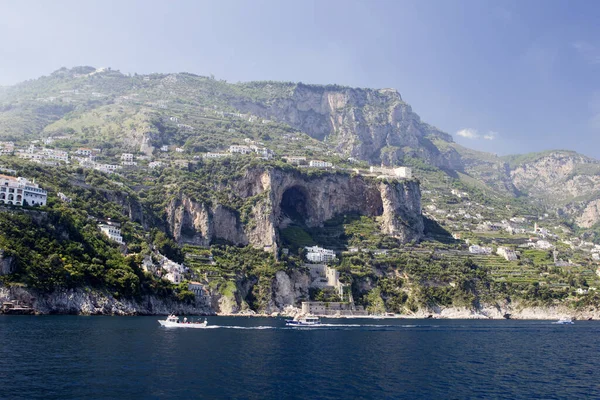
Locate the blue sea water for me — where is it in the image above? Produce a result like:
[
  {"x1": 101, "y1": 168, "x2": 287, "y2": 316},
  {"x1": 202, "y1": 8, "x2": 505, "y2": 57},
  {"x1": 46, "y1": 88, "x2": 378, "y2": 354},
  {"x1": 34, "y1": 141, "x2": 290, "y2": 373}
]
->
[{"x1": 1, "y1": 316, "x2": 599, "y2": 399}]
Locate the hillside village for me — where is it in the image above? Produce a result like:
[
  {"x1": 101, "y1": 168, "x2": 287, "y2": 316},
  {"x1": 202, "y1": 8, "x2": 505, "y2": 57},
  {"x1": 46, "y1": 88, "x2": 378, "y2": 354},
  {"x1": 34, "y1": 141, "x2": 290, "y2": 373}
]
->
[{"x1": 1, "y1": 67, "x2": 600, "y2": 316}]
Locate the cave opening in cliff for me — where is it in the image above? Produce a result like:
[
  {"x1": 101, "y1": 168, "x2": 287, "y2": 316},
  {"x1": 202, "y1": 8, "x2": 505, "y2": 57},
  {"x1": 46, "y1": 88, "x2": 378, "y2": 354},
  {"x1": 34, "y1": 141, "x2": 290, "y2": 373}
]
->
[{"x1": 280, "y1": 186, "x2": 309, "y2": 225}]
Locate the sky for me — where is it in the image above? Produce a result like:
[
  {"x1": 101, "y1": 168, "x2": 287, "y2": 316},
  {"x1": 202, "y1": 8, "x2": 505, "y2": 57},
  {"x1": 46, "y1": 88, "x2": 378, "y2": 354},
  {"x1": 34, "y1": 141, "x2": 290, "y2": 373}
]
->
[{"x1": 1, "y1": 0, "x2": 600, "y2": 158}]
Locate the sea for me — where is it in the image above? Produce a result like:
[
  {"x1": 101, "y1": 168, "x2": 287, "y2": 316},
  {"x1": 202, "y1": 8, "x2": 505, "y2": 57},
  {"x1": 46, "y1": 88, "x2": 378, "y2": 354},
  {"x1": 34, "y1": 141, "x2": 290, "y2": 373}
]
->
[{"x1": 1, "y1": 316, "x2": 599, "y2": 399}]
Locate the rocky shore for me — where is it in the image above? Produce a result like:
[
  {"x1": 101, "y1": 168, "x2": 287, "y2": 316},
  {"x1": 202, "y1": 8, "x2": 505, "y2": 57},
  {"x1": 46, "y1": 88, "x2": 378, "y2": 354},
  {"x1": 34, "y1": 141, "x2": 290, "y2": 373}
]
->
[
  {"x1": 0, "y1": 286, "x2": 213, "y2": 316},
  {"x1": 2, "y1": 285, "x2": 597, "y2": 319}
]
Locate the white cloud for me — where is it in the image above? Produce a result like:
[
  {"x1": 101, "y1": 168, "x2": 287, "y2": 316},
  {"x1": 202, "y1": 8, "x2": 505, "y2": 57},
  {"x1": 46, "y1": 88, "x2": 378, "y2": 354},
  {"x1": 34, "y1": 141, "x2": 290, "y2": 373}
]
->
[
  {"x1": 456, "y1": 128, "x2": 498, "y2": 140},
  {"x1": 483, "y1": 131, "x2": 498, "y2": 140},
  {"x1": 456, "y1": 128, "x2": 479, "y2": 139}
]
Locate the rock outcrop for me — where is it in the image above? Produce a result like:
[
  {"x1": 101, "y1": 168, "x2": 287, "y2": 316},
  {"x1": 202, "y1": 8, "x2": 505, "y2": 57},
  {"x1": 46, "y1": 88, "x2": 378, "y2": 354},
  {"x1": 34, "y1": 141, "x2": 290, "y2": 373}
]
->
[
  {"x1": 0, "y1": 250, "x2": 16, "y2": 275},
  {"x1": 165, "y1": 166, "x2": 424, "y2": 250},
  {"x1": 233, "y1": 84, "x2": 460, "y2": 168},
  {"x1": 508, "y1": 151, "x2": 600, "y2": 227},
  {"x1": 0, "y1": 285, "x2": 213, "y2": 315}
]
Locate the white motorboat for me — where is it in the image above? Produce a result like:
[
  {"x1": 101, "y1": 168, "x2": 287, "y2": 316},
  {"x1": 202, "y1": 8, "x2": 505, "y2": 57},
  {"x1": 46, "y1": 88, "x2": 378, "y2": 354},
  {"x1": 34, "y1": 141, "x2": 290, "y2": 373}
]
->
[
  {"x1": 158, "y1": 314, "x2": 208, "y2": 328},
  {"x1": 285, "y1": 315, "x2": 321, "y2": 326},
  {"x1": 553, "y1": 318, "x2": 574, "y2": 325}
]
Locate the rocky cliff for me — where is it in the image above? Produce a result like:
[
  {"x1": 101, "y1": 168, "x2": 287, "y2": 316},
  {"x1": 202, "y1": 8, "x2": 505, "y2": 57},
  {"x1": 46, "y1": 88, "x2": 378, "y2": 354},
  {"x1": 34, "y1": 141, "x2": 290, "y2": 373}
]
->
[
  {"x1": 0, "y1": 285, "x2": 213, "y2": 315},
  {"x1": 165, "y1": 166, "x2": 423, "y2": 250},
  {"x1": 233, "y1": 84, "x2": 461, "y2": 168},
  {"x1": 507, "y1": 151, "x2": 600, "y2": 227}
]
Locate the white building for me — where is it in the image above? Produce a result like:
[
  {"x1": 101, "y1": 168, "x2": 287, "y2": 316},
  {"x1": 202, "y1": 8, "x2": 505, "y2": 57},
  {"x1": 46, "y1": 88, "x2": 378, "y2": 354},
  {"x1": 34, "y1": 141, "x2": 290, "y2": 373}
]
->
[
  {"x1": 161, "y1": 255, "x2": 187, "y2": 284},
  {"x1": 44, "y1": 149, "x2": 69, "y2": 163},
  {"x1": 469, "y1": 245, "x2": 492, "y2": 255},
  {"x1": 175, "y1": 147, "x2": 184, "y2": 153},
  {"x1": 309, "y1": 160, "x2": 333, "y2": 168},
  {"x1": 0, "y1": 175, "x2": 47, "y2": 206},
  {"x1": 57, "y1": 192, "x2": 72, "y2": 203},
  {"x1": 284, "y1": 156, "x2": 307, "y2": 165},
  {"x1": 98, "y1": 222, "x2": 124, "y2": 244},
  {"x1": 202, "y1": 152, "x2": 229, "y2": 159},
  {"x1": 0, "y1": 141, "x2": 15, "y2": 155},
  {"x1": 148, "y1": 161, "x2": 164, "y2": 169},
  {"x1": 160, "y1": 145, "x2": 169, "y2": 152},
  {"x1": 188, "y1": 282, "x2": 205, "y2": 298},
  {"x1": 94, "y1": 164, "x2": 121, "y2": 174},
  {"x1": 369, "y1": 166, "x2": 412, "y2": 179},
  {"x1": 250, "y1": 146, "x2": 273, "y2": 159},
  {"x1": 120, "y1": 153, "x2": 134, "y2": 162},
  {"x1": 165, "y1": 270, "x2": 183, "y2": 284},
  {"x1": 393, "y1": 167, "x2": 412, "y2": 179},
  {"x1": 229, "y1": 145, "x2": 252, "y2": 154},
  {"x1": 75, "y1": 148, "x2": 93, "y2": 157},
  {"x1": 535, "y1": 240, "x2": 553, "y2": 250},
  {"x1": 305, "y1": 246, "x2": 337, "y2": 263},
  {"x1": 497, "y1": 246, "x2": 518, "y2": 261},
  {"x1": 176, "y1": 124, "x2": 194, "y2": 131},
  {"x1": 18, "y1": 148, "x2": 69, "y2": 164}
]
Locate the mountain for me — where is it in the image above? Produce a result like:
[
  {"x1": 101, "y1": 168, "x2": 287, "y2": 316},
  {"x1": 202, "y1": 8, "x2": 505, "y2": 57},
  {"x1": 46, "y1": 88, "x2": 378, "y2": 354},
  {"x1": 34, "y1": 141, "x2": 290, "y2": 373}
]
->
[
  {"x1": 2, "y1": 66, "x2": 600, "y2": 317},
  {"x1": 0, "y1": 67, "x2": 460, "y2": 166},
  {"x1": 2, "y1": 66, "x2": 600, "y2": 229}
]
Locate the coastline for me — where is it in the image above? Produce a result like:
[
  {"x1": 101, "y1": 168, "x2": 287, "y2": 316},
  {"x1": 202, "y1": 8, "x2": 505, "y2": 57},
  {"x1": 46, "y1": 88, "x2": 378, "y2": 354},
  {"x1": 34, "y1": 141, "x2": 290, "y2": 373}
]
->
[
  {"x1": 2, "y1": 285, "x2": 597, "y2": 319},
  {"x1": 217, "y1": 304, "x2": 598, "y2": 320}
]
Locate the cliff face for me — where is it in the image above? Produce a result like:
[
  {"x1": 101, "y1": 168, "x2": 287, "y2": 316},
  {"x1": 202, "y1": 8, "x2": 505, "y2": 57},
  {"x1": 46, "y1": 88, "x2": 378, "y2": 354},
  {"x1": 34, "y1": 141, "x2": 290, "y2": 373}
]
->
[
  {"x1": 0, "y1": 250, "x2": 15, "y2": 275},
  {"x1": 233, "y1": 84, "x2": 460, "y2": 168},
  {"x1": 166, "y1": 197, "x2": 248, "y2": 246},
  {"x1": 165, "y1": 167, "x2": 423, "y2": 249},
  {"x1": 508, "y1": 152, "x2": 600, "y2": 227},
  {"x1": 510, "y1": 152, "x2": 600, "y2": 201},
  {"x1": 0, "y1": 286, "x2": 213, "y2": 316}
]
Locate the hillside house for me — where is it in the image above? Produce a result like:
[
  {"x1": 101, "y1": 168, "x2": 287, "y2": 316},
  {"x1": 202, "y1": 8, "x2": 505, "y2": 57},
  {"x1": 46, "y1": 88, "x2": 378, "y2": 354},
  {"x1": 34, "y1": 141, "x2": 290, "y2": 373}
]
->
[
  {"x1": 284, "y1": 156, "x2": 307, "y2": 165},
  {"x1": 469, "y1": 245, "x2": 492, "y2": 255},
  {"x1": 305, "y1": 246, "x2": 337, "y2": 263},
  {"x1": 229, "y1": 145, "x2": 252, "y2": 154},
  {"x1": 309, "y1": 160, "x2": 333, "y2": 168},
  {"x1": 369, "y1": 166, "x2": 412, "y2": 179},
  {"x1": 203, "y1": 152, "x2": 229, "y2": 159},
  {"x1": 188, "y1": 282, "x2": 205, "y2": 298},
  {"x1": 535, "y1": 240, "x2": 553, "y2": 250},
  {"x1": 0, "y1": 175, "x2": 47, "y2": 206},
  {"x1": 497, "y1": 246, "x2": 518, "y2": 261},
  {"x1": 98, "y1": 221, "x2": 124, "y2": 244},
  {"x1": 94, "y1": 163, "x2": 121, "y2": 174},
  {"x1": 161, "y1": 256, "x2": 186, "y2": 284},
  {"x1": 57, "y1": 192, "x2": 72, "y2": 203},
  {"x1": 120, "y1": 153, "x2": 134, "y2": 162},
  {"x1": 75, "y1": 148, "x2": 93, "y2": 157}
]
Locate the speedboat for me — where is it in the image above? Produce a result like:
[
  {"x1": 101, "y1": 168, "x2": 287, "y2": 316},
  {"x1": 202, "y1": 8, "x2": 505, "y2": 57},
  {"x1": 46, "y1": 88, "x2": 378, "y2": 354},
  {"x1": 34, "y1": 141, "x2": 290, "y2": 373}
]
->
[
  {"x1": 285, "y1": 315, "x2": 321, "y2": 326},
  {"x1": 553, "y1": 318, "x2": 574, "y2": 325},
  {"x1": 158, "y1": 314, "x2": 208, "y2": 328}
]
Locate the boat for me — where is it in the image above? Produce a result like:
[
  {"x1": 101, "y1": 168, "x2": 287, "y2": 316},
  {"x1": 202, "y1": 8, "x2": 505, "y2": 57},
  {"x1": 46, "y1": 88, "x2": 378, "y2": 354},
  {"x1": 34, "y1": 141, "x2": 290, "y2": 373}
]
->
[
  {"x1": 158, "y1": 314, "x2": 208, "y2": 328},
  {"x1": 285, "y1": 315, "x2": 321, "y2": 326},
  {"x1": 553, "y1": 318, "x2": 574, "y2": 325}
]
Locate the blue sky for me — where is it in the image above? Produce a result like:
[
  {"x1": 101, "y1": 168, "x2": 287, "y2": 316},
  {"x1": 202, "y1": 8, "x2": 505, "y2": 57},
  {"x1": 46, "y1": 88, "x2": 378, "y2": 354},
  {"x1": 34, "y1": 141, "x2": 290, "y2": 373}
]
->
[{"x1": 1, "y1": 0, "x2": 600, "y2": 158}]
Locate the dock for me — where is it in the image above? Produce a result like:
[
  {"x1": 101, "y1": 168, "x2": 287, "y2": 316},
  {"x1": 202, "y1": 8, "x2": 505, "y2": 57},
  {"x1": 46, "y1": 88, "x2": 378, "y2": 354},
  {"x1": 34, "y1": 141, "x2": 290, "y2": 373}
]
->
[{"x1": 1, "y1": 300, "x2": 35, "y2": 315}]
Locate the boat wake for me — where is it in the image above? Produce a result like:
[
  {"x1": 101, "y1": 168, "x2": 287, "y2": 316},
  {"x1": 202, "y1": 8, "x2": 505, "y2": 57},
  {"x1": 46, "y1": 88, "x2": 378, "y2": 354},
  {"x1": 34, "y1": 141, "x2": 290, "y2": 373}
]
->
[{"x1": 166, "y1": 324, "x2": 434, "y2": 331}]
